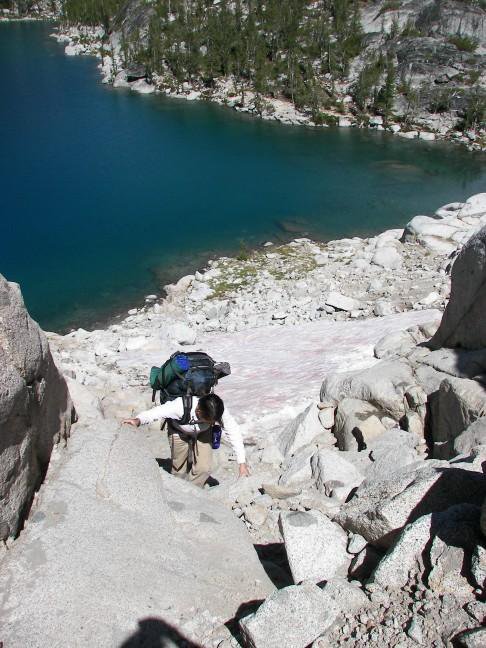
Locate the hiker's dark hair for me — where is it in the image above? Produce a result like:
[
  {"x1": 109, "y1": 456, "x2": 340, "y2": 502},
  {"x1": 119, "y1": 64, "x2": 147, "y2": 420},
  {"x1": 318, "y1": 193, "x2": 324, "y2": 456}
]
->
[{"x1": 198, "y1": 394, "x2": 224, "y2": 427}]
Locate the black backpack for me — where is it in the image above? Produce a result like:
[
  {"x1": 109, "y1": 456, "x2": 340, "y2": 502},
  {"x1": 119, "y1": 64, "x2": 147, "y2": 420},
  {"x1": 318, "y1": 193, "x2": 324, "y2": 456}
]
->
[{"x1": 149, "y1": 351, "x2": 230, "y2": 424}]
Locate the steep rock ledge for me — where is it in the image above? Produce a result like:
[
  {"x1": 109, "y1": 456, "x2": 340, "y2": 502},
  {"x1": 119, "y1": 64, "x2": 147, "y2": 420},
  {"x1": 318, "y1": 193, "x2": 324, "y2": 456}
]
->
[{"x1": 0, "y1": 274, "x2": 74, "y2": 545}]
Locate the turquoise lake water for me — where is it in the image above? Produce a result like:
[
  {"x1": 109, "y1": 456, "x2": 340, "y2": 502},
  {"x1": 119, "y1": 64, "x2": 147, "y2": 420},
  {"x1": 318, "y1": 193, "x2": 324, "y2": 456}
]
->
[{"x1": 1, "y1": 21, "x2": 485, "y2": 332}]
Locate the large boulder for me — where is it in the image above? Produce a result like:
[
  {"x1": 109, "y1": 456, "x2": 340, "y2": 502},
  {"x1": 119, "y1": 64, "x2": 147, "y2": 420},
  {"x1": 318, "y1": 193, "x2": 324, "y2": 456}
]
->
[
  {"x1": 431, "y1": 226, "x2": 486, "y2": 350},
  {"x1": 421, "y1": 348, "x2": 486, "y2": 380},
  {"x1": 454, "y1": 418, "x2": 486, "y2": 456},
  {"x1": 0, "y1": 275, "x2": 74, "y2": 542},
  {"x1": 277, "y1": 403, "x2": 323, "y2": 457},
  {"x1": 457, "y1": 628, "x2": 486, "y2": 648},
  {"x1": 279, "y1": 510, "x2": 349, "y2": 583},
  {"x1": 311, "y1": 448, "x2": 364, "y2": 501},
  {"x1": 167, "y1": 321, "x2": 197, "y2": 345},
  {"x1": 278, "y1": 445, "x2": 315, "y2": 486},
  {"x1": 371, "y1": 245, "x2": 403, "y2": 270},
  {"x1": 333, "y1": 398, "x2": 387, "y2": 451},
  {"x1": 363, "y1": 428, "x2": 420, "y2": 483},
  {"x1": 334, "y1": 463, "x2": 486, "y2": 548},
  {"x1": 374, "y1": 330, "x2": 417, "y2": 360},
  {"x1": 239, "y1": 582, "x2": 339, "y2": 648},
  {"x1": 429, "y1": 376, "x2": 486, "y2": 459},
  {"x1": 401, "y1": 215, "x2": 463, "y2": 254},
  {"x1": 325, "y1": 291, "x2": 363, "y2": 312},
  {"x1": 369, "y1": 513, "x2": 433, "y2": 589},
  {"x1": 471, "y1": 544, "x2": 486, "y2": 591},
  {"x1": 427, "y1": 507, "x2": 483, "y2": 601},
  {"x1": 370, "y1": 504, "x2": 481, "y2": 592},
  {"x1": 321, "y1": 360, "x2": 414, "y2": 420},
  {"x1": 0, "y1": 420, "x2": 274, "y2": 646},
  {"x1": 320, "y1": 578, "x2": 369, "y2": 615}
]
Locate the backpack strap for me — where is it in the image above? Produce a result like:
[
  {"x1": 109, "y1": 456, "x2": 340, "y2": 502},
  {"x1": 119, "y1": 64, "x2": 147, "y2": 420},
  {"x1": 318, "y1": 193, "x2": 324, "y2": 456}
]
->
[
  {"x1": 166, "y1": 396, "x2": 194, "y2": 435},
  {"x1": 180, "y1": 394, "x2": 193, "y2": 425}
]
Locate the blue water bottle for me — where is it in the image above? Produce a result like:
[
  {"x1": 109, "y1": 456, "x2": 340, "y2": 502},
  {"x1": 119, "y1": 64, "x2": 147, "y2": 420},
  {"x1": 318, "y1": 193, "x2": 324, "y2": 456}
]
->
[{"x1": 211, "y1": 425, "x2": 222, "y2": 449}]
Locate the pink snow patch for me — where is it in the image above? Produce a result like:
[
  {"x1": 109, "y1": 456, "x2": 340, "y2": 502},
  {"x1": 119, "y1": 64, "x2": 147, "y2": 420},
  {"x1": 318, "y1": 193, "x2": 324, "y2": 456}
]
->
[{"x1": 200, "y1": 310, "x2": 440, "y2": 421}]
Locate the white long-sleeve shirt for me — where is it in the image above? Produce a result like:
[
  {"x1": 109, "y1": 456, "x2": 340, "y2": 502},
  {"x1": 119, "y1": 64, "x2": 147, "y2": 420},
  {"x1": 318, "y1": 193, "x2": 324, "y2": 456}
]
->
[{"x1": 137, "y1": 397, "x2": 246, "y2": 464}]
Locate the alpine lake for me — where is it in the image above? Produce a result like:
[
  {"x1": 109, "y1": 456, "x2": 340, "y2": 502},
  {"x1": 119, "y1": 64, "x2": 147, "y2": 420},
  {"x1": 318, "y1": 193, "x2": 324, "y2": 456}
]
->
[{"x1": 1, "y1": 21, "x2": 485, "y2": 332}]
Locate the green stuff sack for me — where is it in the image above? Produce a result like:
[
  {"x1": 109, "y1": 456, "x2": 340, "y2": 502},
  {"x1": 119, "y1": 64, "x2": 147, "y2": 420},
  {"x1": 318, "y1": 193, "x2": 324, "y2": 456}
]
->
[
  {"x1": 150, "y1": 353, "x2": 191, "y2": 402},
  {"x1": 150, "y1": 351, "x2": 231, "y2": 401}
]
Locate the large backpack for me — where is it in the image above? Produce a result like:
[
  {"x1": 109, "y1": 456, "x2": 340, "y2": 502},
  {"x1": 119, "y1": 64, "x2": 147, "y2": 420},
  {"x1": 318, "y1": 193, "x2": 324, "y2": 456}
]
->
[{"x1": 149, "y1": 351, "x2": 230, "y2": 424}]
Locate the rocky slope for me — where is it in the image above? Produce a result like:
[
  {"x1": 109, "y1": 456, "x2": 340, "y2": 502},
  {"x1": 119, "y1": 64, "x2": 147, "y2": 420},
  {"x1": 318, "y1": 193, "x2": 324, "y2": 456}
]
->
[
  {"x1": 1, "y1": 194, "x2": 486, "y2": 646},
  {"x1": 52, "y1": 0, "x2": 486, "y2": 149},
  {"x1": 0, "y1": 274, "x2": 74, "y2": 548},
  {"x1": 0, "y1": 1, "x2": 60, "y2": 20}
]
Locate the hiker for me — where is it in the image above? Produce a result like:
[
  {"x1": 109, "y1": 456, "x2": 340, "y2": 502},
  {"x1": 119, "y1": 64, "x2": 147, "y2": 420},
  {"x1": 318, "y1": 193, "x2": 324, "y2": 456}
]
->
[{"x1": 123, "y1": 393, "x2": 250, "y2": 487}]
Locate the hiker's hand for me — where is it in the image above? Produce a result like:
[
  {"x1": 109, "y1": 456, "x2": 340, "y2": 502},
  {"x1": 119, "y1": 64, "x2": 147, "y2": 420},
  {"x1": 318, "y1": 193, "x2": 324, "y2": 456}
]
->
[
  {"x1": 238, "y1": 463, "x2": 250, "y2": 478},
  {"x1": 122, "y1": 418, "x2": 141, "y2": 427}
]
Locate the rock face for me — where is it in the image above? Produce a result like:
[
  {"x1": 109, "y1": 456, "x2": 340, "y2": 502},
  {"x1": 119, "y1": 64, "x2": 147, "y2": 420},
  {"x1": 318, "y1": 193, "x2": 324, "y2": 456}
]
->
[
  {"x1": 311, "y1": 448, "x2": 364, "y2": 501},
  {"x1": 277, "y1": 403, "x2": 322, "y2": 457},
  {"x1": 431, "y1": 226, "x2": 486, "y2": 350},
  {"x1": 333, "y1": 398, "x2": 386, "y2": 451},
  {"x1": 430, "y1": 376, "x2": 486, "y2": 459},
  {"x1": 370, "y1": 504, "x2": 481, "y2": 592},
  {"x1": 240, "y1": 582, "x2": 338, "y2": 648},
  {"x1": 321, "y1": 360, "x2": 414, "y2": 420},
  {"x1": 0, "y1": 274, "x2": 73, "y2": 541},
  {"x1": 335, "y1": 463, "x2": 486, "y2": 548},
  {"x1": 455, "y1": 418, "x2": 486, "y2": 455},
  {"x1": 279, "y1": 510, "x2": 349, "y2": 583},
  {"x1": 0, "y1": 415, "x2": 274, "y2": 646}
]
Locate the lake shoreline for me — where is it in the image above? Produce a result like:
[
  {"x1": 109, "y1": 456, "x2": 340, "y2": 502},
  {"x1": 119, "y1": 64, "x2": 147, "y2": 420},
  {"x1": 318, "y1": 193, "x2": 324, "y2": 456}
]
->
[
  {"x1": 47, "y1": 225, "x2": 360, "y2": 336},
  {"x1": 51, "y1": 23, "x2": 486, "y2": 153},
  {"x1": 3, "y1": 20, "x2": 486, "y2": 335},
  {"x1": 47, "y1": 194, "x2": 486, "y2": 355}
]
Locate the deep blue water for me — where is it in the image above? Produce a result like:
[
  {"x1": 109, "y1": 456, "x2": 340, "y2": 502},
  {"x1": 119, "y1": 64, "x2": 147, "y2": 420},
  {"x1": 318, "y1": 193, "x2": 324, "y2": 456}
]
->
[{"x1": 1, "y1": 21, "x2": 485, "y2": 332}]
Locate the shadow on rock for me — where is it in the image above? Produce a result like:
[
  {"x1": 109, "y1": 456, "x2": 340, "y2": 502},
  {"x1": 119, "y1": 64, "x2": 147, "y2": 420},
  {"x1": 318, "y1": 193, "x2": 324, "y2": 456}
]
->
[
  {"x1": 406, "y1": 467, "x2": 486, "y2": 529},
  {"x1": 421, "y1": 503, "x2": 485, "y2": 591},
  {"x1": 155, "y1": 458, "x2": 172, "y2": 473},
  {"x1": 155, "y1": 459, "x2": 219, "y2": 487},
  {"x1": 119, "y1": 617, "x2": 203, "y2": 648},
  {"x1": 254, "y1": 543, "x2": 294, "y2": 589},
  {"x1": 225, "y1": 599, "x2": 265, "y2": 643}
]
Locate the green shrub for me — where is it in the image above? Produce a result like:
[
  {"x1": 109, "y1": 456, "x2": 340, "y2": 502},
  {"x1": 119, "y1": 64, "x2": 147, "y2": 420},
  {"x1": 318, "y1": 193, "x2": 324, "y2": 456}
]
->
[
  {"x1": 459, "y1": 89, "x2": 486, "y2": 130},
  {"x1": 448, "y1": 34, "x2": 479, "y2": 52},
  {"x1": 468, "y1": 70, "x2": 482, "y2": 85},
  {"x1": 314, "y1": 112, "x2": 338, "y2": 126},
  {"x1": 429, "y1": 88, "x2": 454, "y2": 113},
  {"x1": 236, "y1": 241, "x2": 251, "y2": 262}
]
